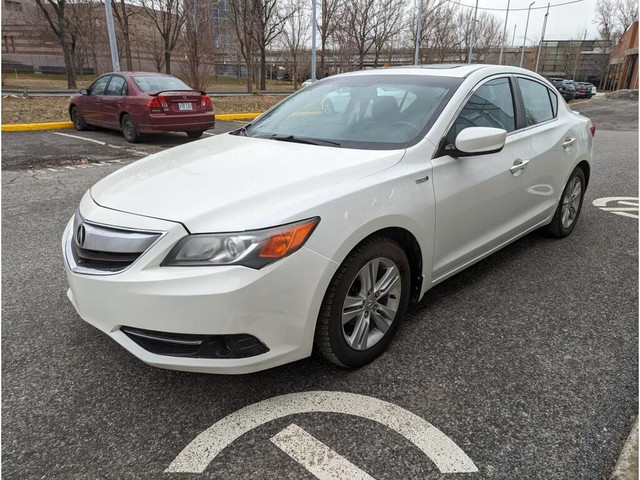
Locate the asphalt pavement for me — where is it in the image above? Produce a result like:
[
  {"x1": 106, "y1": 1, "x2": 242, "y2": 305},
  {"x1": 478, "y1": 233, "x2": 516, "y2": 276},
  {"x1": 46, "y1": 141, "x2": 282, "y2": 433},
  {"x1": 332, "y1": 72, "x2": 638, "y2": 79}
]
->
[{"x1": 1, "y1": 98, "x2": 638, "y2": 479}]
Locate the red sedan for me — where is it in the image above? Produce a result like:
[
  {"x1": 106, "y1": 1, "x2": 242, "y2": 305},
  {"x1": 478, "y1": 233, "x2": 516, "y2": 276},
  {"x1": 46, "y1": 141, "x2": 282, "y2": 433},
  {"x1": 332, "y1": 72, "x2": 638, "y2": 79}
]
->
[{"x1": 69, "y1": 72, "x2": 215, "y2": 143}]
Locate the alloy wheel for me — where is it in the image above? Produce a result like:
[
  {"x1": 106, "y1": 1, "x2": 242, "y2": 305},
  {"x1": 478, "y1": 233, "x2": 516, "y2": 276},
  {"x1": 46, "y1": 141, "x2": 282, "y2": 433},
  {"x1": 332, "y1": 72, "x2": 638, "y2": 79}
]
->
[
  {"x1": 561, "y1": 176, "x2": 582, "y2": 229},
  {"x1": 341, "y1": 257, "x2": 401, "y2": 350}
]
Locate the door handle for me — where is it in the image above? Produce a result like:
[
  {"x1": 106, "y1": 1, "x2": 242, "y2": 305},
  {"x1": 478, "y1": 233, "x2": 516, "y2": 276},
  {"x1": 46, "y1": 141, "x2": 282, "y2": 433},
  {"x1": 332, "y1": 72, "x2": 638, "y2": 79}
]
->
[
  {"x1": 563, "y1": 137, "x2": 576, "y2": 148},
  {"x1": 510, "y1": 159, "x2": 529, "y2": 176}
]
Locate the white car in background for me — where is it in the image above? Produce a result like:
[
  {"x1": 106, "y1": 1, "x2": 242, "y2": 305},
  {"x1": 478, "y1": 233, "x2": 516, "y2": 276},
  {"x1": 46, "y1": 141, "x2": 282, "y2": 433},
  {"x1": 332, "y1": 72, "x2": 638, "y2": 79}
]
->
[{"x1": 63, "y1": 64, "x2": 594, "y2": 374}]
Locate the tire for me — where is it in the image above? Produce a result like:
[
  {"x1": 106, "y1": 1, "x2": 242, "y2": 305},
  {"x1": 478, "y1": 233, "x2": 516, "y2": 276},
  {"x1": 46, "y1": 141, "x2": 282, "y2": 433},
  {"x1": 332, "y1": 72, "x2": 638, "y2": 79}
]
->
[
  {"x1": 314, "y1": 236, "x2": 411, "y2": 368},
  {"x1": 71, "y1": 106, "x2": 87, "y2": 131},
  {"x1": 186, "y1": 130, "x2": 204, "y2": 139},
  {"x1": 323, "y1": 100, "x2": 334, "y2": 116},
  {"x1": 545, "y1": 167, "x2": 586, "y2": 238},
  {"x1": 121, "y1": 114, "x2": 141, "y2": 143}
]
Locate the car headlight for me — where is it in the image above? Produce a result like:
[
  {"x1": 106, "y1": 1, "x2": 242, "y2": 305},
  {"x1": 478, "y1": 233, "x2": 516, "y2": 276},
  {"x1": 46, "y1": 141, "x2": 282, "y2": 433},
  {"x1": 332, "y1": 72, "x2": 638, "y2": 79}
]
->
[{"x1": 161, "y1": 217, "x2": 319, "y2": 269}]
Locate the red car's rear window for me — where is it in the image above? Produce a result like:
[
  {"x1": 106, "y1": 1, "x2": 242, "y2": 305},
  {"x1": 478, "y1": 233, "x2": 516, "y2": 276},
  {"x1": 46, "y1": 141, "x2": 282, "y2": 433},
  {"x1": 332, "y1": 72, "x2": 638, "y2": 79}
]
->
[{"x1": 133, "y1": 76, "x2": 192, "y2": 93}]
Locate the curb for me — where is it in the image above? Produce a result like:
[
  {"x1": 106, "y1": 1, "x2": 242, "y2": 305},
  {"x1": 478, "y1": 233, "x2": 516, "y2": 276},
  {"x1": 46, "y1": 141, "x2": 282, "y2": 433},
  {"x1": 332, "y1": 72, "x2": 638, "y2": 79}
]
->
[
  {"x1": 611, "y1": 417, "x2": 639, "y2": 480},
  {"x1": 1, "y1": 113, "x2": 261, "y2": 132}
]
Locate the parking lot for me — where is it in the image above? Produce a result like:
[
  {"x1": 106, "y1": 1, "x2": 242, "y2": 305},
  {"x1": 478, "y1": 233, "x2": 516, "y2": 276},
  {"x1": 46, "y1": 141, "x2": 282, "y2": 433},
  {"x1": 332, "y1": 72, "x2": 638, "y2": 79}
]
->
[{"x1": 2, "y1": 98, "x2": 638, "y2": 479}]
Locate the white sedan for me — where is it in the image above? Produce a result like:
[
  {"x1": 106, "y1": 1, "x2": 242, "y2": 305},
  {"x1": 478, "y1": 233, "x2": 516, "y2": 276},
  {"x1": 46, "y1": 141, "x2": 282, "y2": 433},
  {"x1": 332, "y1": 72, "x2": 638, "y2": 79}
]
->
[{"x1": 62, "y1": 64, "x2": 594, "y2": 374}]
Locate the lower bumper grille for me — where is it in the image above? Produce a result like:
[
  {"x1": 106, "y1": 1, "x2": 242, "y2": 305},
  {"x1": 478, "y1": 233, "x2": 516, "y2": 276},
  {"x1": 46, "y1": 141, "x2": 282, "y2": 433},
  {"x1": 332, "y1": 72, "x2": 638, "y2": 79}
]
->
[{"x1": 121, "y1": 327, "x2": 269, "y2": 359}]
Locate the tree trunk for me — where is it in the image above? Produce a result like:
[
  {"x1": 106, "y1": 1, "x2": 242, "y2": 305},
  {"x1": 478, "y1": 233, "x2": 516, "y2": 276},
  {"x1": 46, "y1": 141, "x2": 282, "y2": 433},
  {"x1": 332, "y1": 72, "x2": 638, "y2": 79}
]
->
[
  {"x1": 164, "y1": 46, "x2": 172, "y2": 75},
  {"x1": 320, "y1": 37, "x2": 326, "y2": 77},
  {"x1": 60, "y1": 33, "x2": 76, "y2": 88},
  {"x1": 123, "y1": 19, "x2": 133, "y2": 70},
  {"x1": 260, "y1": 47, "x2": 266, "y2": 90},
  {"x1": 245, "y1": 60, "x2": 252, "y2": 92}
]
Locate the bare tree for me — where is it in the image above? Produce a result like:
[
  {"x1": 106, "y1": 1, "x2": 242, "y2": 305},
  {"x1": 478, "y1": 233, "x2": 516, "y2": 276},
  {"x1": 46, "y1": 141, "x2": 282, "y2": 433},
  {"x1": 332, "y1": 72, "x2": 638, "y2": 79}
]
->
[
  {"x1": 473, "y1": 12, "x2": 503, "y2": 63},
  {"x1": 111, "y1": 0, "x2": 136, "y2": 71},
  {"x1": 318, "y1": 0, "x2": 340, "y2": 76},
  {"x1": 252, "y1": 0, "x2": 289, "y2": 90},
  {"x1": 34, "y1": 0, "x2": 77, "y2": 88},
  {"x1": 338, "y1": 0, "x2": 378, "y2": 69},
  {"x1": 371, "y1": 0, "x2": 405, "y2": 67},
  {"x1": 616, "y1": 0, "x2": 639, "y2": 33},
  {"x1": 226, "y1": 0, "x2": 258, "y2": 92},
  {"x1": 182, "y1": 1, "x2": 215, "y2": 90},
  {"x1": 140, "y1": 0, "x2": 186, "y2": 74},
  {"x1": 280, "y1": 0, "x2": 309, "y2": 89}
]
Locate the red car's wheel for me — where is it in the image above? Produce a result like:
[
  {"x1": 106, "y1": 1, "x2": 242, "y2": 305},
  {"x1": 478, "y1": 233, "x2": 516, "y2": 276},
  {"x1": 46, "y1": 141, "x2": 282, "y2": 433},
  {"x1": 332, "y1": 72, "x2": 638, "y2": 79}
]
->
[
  {"x1": 186, "y1": 130, "x2": 205, "y2": 139},
  {"x1": 121, "y1": 114, "x2": 141, "y2": 143},
  {"x1": 71, "y1": 106, "x2": 88, "y2": 131}
]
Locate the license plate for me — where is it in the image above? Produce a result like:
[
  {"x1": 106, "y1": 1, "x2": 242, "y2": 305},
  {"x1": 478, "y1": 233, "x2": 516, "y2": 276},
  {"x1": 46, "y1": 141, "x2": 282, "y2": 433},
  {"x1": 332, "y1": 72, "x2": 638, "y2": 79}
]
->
[{"x1": 178, "y1": 102, "x2": 193, "y2": 111}]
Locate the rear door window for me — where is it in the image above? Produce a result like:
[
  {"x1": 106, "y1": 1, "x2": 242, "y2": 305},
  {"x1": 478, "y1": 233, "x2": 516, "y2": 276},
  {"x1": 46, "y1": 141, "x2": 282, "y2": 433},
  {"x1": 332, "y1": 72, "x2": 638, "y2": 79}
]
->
[
  {"x1": 106, "y1": 76, "x2": 127, "y2": 96},
  {"x1": 90, "y1": 76, "x2": 110, "y2": 96},
  {"x1": 517, "y1": 77, "x2": 554, "y2": 126}
]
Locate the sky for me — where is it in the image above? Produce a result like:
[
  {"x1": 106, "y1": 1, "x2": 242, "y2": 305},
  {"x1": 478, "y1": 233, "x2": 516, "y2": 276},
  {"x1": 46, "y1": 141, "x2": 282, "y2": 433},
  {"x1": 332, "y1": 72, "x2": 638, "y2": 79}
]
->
[{"x1": 460, "y1": 0, "x2": 599, "y2": 44}]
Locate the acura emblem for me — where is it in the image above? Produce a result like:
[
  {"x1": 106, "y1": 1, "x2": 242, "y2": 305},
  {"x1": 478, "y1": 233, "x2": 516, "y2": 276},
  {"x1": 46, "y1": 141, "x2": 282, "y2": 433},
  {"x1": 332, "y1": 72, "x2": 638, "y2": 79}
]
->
[{"x1": 76, "y1": 224, "x2": 86, "y2": 247}]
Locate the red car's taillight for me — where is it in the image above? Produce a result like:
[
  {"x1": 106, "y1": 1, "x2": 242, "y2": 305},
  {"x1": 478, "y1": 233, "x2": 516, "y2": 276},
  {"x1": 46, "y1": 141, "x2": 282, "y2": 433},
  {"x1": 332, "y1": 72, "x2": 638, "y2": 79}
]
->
[
  {"x1": 147, "y1": 95, "x2": 168, "y2": 113},
  {"x1": 201, "y1": 95, "x2": 212, "y2": 111},
  {"x1": 590, "y1": 123, "x2": 596, "y2": 136}
]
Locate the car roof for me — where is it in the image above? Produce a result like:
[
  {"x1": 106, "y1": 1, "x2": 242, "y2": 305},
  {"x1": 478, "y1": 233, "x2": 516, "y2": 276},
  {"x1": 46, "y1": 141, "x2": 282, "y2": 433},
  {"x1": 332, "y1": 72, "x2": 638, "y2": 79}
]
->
[
  {"x1": 101, "y1": 71, "x2": 176, "y2": 78},
  {"x1": 331, "y1": 64, "x2": 546, "y2": 80}
]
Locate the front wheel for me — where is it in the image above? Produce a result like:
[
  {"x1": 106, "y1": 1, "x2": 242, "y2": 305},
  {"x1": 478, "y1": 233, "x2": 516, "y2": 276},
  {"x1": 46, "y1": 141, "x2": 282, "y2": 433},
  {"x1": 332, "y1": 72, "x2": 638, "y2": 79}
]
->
[
  {"x1": 314, "y1": 236, "x2": 411, "y2": 368},
  {"x1": 121, "y1": 114, "x2": 141, "y2": 143},
  {"x1": 546, "y1": 167, "x2": 586, "y2": 238},
  {"x1": 186, "y1": 130, "x2": 204, "y2": 139},
  {"x1": 71, "y1": 106, "x2": 87, "y2": 131}
]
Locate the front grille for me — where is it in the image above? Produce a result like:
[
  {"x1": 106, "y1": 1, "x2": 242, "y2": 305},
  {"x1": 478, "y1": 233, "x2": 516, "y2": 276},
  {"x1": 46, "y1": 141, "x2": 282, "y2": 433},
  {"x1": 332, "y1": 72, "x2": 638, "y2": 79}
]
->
[
  {"x1": 67, "y1": 212, "x2": 162, "y2": 274},
  {"x1": 121, "y1": 327, "x2": 269, "y2": 359}
]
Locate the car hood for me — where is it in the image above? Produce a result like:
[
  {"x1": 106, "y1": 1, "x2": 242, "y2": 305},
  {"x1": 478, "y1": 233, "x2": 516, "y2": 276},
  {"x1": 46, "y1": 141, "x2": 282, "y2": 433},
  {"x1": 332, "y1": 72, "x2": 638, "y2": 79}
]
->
[{"x1": 91, "y1": 134, "x2": 405, "y2": 232}]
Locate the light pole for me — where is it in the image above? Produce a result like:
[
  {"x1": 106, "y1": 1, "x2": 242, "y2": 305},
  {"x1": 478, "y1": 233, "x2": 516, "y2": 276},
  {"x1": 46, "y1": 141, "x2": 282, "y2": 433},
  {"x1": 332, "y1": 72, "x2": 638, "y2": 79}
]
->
[
  {"x1": 311, "y1": 0, "x2": 317, "y2": 81},
  {"x1": 414, "y1": 0, "x2": 424, "y2": 65},
  {"x1": 468, "y1": 0, "x2": 479, "y2": 64},
  {"x1": 535, "y1": 3, "x2": 550, "y2": 73},
  {"x1": 104, "y1": 0, "x2": 120, "y2": 72},
  {"x1": 498, "y1": 0, "x2": 511, "y2": 65},
  {"x1": 520, "y1": 1, "x2": 535, "y2": 68}
]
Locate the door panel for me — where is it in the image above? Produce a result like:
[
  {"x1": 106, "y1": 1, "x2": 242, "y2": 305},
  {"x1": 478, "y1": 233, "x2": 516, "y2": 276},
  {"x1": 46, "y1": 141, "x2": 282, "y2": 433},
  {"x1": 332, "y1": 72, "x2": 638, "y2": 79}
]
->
[
  {"x1": 84, "y1": 75, "x2": 111, "y2": 126},
  {"x1": 102, "y1": 75, "x2": 127, "y2": 128}
]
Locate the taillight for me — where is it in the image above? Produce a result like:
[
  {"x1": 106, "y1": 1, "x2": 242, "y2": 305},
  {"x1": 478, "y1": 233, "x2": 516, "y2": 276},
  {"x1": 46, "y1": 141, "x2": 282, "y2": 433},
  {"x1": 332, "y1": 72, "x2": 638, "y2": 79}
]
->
[
  {"x1": 146, "y1": 95, "x2": 168, "y2": 113},
  {"x1": 201, "y1": 95, "x2": 212, "y2": 111},
  {"x1": 590, "y1": 124, "x2": 596, "y2": 136}
]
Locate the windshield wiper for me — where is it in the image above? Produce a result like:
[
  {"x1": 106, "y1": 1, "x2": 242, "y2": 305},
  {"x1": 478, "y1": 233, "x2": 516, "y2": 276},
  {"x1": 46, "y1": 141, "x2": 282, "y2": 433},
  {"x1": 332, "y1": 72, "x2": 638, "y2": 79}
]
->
[
  {"x1": 269, "y1": 134, "x2": 341, "y2": 148},
  {"x1": 230, "y1": 124, "x2": 251, "y2": 136}
]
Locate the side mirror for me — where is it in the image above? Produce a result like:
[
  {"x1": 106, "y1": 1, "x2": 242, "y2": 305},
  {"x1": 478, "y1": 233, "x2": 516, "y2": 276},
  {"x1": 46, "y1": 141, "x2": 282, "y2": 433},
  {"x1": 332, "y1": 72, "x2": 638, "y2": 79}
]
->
[
  {"x1": 454, "y1": 127, "x2": 507, "y2": 156},
  {"x1": 79, "y1": 89, "x2": 89, "y2": 95}
]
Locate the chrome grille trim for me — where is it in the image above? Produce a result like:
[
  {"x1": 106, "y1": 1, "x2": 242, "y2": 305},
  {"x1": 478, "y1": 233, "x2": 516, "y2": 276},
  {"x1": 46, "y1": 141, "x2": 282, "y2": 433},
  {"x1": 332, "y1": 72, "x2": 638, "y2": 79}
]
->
[{"x1": 65, "y1": 211, "x2": 166, "y2": 276}]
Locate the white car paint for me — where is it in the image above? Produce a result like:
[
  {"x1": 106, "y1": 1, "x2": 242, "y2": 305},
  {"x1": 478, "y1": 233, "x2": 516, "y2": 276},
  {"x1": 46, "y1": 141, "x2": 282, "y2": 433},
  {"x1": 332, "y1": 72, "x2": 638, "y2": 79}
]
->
[{"x1": 63, "y1": 64, "x2": 594, "y2": 373}]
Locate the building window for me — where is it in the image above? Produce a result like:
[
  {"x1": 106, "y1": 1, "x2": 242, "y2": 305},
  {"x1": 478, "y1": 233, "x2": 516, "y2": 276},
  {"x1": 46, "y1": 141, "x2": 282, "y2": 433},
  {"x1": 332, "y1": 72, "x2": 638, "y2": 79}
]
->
[{"x1": 5, "y1": 0, "x2": 23, "y2": 11}]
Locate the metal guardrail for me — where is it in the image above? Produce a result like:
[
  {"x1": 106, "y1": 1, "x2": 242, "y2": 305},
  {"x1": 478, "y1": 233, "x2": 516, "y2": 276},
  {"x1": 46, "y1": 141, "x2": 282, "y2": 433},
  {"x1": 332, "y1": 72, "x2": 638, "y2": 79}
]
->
[{"x1": 1, "y1": 88, "x2": 292, "y2": 97}]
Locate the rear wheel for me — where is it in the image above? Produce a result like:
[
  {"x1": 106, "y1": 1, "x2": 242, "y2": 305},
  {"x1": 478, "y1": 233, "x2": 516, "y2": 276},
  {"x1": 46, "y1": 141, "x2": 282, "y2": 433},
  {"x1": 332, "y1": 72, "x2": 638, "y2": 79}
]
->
[
  {"x1": 186, "y1": 130, "x2": 204, "y2": 139},
  {"x1": 71, "y1": 106, "x2": 87, "y2": 131},
  {"x1": 314, "y1": 236, "x2": 411, "y2": 368},
  {"x1": 121, "y1": 114, "x2": 140, "y2": 143},
  {"x1": 546, "y1": 167, "x2": 585, "y2": 238}
]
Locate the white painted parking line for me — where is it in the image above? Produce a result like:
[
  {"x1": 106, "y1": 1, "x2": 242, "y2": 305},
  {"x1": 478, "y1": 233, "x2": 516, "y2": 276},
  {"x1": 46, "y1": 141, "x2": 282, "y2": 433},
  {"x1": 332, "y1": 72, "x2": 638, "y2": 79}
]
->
[
  {"x1": 51, "y1": 132, "x2": 106, "y2": 145},
  {"x1": 49, "y1": 132, "x2": 147, "y2": 157},
  {"x1": 271, "y1": 424, "x2": 374, "y2": 480},
  {"x1": 166, "y1": 391, "x2": 478, "y2": 475},
  {"x1": 593, "y1": 197, "x2": 639, "y2": 220}
]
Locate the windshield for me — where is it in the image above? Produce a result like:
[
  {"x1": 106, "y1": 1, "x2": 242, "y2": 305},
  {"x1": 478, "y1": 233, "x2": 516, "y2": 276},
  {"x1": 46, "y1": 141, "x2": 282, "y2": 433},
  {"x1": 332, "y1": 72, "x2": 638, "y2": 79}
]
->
[
  {"x1": 133, "y1": 75, "x2": 192, "y2": 93},
  {"x1": 242, "y1": 74, "x2": 462, "y2": 150}
]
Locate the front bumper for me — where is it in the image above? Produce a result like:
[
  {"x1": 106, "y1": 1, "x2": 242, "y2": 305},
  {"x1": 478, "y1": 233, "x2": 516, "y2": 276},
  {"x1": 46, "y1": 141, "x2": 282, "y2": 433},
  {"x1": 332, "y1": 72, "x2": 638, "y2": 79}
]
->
[{"x1": 62, "y1": 195, "x2": 336, "y2": 374}]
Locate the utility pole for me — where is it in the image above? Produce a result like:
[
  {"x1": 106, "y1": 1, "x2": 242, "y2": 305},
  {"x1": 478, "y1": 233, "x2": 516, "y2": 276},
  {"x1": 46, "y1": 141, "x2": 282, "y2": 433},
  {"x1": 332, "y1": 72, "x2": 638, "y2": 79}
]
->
[
  {"x1": 104, "y1": 0, "x2": 120, "y2": 72},
  {"x1": 311, "y1": 0, "x2": 317, "y2": 81},
  {"x1": 535, "y1": 2, "x2": 550, "y2": 73},
  {"x1": 520, "y1": 1, "x2": 535, "y2": 68},
  {"x1": 512, "y1": 24, "x2": 517, "y2": 47},
  {"x1": 498, "y1": 0, "x2": 511, "y2": 65},
  {"x1": 468, "y1": 0, "x2": 479, "y2": 64},
  {"x1": 414, "y1": 0, "x2": 424, "y2": 65}
]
